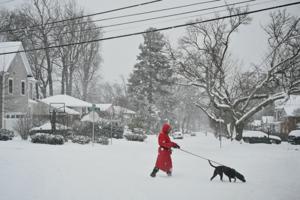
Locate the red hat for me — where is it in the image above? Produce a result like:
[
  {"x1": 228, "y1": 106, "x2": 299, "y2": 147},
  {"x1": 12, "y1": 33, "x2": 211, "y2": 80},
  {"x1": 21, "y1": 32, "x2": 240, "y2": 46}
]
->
[{"x1": 162, "y1": 123, "x2": 172, "y2": 134}]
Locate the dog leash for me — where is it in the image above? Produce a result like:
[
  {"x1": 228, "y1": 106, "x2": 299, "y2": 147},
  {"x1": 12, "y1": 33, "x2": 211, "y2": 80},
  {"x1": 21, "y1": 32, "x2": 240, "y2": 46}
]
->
[{"x1": 178, "y1": 148, "x2": 227, "y2": 167}]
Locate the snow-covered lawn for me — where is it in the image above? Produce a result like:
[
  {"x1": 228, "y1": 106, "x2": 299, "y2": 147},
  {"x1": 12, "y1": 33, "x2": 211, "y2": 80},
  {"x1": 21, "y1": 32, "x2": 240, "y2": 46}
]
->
[{"x1": 0, "y1": 132, "x2": 299, "y2": 200}]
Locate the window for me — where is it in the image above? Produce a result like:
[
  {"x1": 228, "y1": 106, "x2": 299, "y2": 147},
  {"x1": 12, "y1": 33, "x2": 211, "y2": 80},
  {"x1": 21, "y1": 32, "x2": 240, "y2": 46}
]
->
[
  {"x1": 29, "y1": 83, "x2": 33, "y2": 99},
  {"x1": 21, "y1": 81, "x2": 25, "y2": 95},
  {"x1": 8, "y1": 78, "x2": 13, "y2": 94}
]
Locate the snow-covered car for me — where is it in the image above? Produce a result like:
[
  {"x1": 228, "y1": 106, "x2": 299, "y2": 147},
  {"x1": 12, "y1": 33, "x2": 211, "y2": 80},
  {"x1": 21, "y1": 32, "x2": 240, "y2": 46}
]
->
[
  {"x1": 268, "y1": 135, "x2": 282, "y2": 144},
  {"x1": 242, "y1": 130, "x2": 281, "y2": 144},
  {"x1": 172, "y1": 131, "x2": 183, "y2": 139},
  {"x1": 288, "y1": 130, "x2": 300, "y2": 145},
  {"x1": 190, "y1": 132, "x2": 196, "y2": 136}
]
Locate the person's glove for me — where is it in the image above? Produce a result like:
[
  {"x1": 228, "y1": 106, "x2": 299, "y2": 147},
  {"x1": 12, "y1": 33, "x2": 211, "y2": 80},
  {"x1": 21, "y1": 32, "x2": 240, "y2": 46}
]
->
[{"x1": 173, "y1": 144, "x2": 180, "y2": 149}]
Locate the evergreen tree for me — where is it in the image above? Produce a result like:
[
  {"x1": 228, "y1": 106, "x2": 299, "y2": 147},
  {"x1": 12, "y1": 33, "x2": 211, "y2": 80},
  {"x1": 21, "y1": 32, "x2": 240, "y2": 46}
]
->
[{"x1": 128, "y1": 28, "x2": 174, "y2": 132}]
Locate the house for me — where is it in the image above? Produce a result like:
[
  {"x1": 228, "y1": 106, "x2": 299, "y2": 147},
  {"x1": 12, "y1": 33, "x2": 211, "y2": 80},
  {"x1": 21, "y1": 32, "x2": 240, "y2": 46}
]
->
[
  {"x1": 249, "y1": 120, "x2": 262, "y2": 131},
  {"x1": 113, "y1": 105, "x2": 136, "y2": 121},
  {"x1": 0, "y1": 42, "x2": 35, "y2": 130},
  {"x1": 274, "y1": 95, "x2": 300, "y2": 137},
  {"x1": 96, "y1": 103, "x2": 113, "y2": 114},
  {"x1": 96, "y1": 104, "x2": 136, "y2": 125},
  {"x1": 29, "y1": 94, "x2": 92, "y2": 129},
  {"x1": 39, "y1": 94, "x2": 92, "y2": 114},
  {"x1": 261, "y1": 116, "x2": 274, "y2": 133}
]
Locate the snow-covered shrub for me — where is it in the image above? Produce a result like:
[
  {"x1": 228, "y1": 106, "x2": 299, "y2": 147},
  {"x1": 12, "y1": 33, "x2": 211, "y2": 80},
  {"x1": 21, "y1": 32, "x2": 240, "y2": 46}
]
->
[
  {"x1": 73, "y1": 121, "x2": 101, "y2": 138},
  {"x1": 96, "y1": 136, "x2": 109, "y2": 145},
  {"x1": 30, "y1": 129, "x2": 72, "y2": 138},
  {"x1": 31, "y1": 133, "x2": 64, "y2": 145},
  {"x1": 0, "y1": 129, "x2": 14, "y2": 141},
  {"x1": 14, "y1": 114, "x2": 32, "y2": 140},
  {"x1": 100, "y1": 124, "x2": 124, "y2": 139},
  {"x1": 124, "y1": 133, "x2": 147, "y2": 142},
  {"x1": 71, "y1": 135, "x2": 91, "y2": 144}
]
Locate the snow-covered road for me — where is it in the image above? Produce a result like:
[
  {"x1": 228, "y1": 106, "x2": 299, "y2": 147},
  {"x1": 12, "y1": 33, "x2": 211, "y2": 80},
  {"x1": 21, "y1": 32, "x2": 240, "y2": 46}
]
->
[{"x1": 0, "y1": 133, "x2": 299, "y2": 200}]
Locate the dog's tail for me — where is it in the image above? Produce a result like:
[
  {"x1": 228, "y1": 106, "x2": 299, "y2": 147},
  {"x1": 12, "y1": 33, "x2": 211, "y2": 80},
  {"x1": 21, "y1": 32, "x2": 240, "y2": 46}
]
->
[{"x1": 208, "y1": 160, "x2": 217, "y2": 168}]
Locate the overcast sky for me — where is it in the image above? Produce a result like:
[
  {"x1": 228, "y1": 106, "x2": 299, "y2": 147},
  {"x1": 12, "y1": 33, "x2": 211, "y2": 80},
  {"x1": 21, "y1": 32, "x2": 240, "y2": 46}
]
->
[{"x1": 2, "y1": 0, "x2": 300, "y2": 83}]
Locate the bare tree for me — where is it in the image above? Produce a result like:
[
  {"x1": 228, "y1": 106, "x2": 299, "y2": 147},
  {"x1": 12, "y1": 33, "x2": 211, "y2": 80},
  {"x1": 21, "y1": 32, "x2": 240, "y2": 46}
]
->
[
  {"x1": 1, "y1": 0, "x2": 102, "y2": 99},
  {"x1": 53, "y1": 1, "x2": 85, "y2": 95},
  {"x1": 169, "y1": 8, "x2": 300, "y2": 140},
  {"x1": 2, "y1": 0, "x2": 61, "y2": 97},
  {"x1": 72, "y1": 19, "x2": 101, "y2": 100},
  {"x1": 25, "y1": 0, "x2": 60, "y2": 96}
]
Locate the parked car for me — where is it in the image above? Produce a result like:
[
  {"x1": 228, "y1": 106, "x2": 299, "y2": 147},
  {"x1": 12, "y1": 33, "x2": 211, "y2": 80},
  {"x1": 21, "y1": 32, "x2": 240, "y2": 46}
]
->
[
  {"x1": 288, "y1": 130, "x2": 300, "y2": 145},
  {"x1": 172, "y1": 131, "x2": 183, "y2": 139},
  {"x1": 242, "y1": 130, "x2": 281, "y2": 144},
  {"x1": 190, "y1": 132, "x2": 196, "y2": 136},
  {"x1": 268, "y1": 135, "x2": 282, "y2": 144}
]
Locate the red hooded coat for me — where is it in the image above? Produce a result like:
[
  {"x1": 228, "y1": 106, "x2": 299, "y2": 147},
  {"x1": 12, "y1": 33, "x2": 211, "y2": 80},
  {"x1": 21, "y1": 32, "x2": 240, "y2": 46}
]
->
[{"x1": 155, "y1": 123, "x2": 178, "y2": 172}]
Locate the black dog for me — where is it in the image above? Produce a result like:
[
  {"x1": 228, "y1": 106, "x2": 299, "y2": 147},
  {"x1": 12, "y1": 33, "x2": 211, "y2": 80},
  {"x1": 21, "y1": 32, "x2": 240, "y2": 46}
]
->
[{"x1": 208, "y1": 160, "x2": 246, "y2": 182}]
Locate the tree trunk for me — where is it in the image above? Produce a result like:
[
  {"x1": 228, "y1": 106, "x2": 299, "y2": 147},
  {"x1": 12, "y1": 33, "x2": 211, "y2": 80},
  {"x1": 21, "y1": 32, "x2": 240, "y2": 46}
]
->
[
  {"x1": 41, "y1": 86, "x2": 47, "y2": 98},
  {"x1": 61, "y1": 59, "x2": 67, "y2": 94},
  {"x1": 35, "y1": 82, "x2": 39, "y2": 99},
  {"x1": 43, "y1": 35, "x2": 53, "y2": 96},
  {"x1": 235, "y1": 123, "x2": 244, "y2": 141},
  {"x1": 66, "y1": 69, "x2": 74, "y2": 95},
  {"x1": 82, "y1": 81, "x2": 88, "y2": 101}
]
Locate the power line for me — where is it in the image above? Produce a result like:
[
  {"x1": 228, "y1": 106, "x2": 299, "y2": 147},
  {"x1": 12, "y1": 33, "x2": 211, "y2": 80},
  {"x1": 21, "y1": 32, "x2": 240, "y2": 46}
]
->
[
  {"x1": 0, "y1": 1, "x2": 299, "y2": 56},
  {"x1": 56, "y1": 0, "x2": 221, "y2": 30},
  {"x1": 0, "y1": 0, "x2": 14, "y2": 5},
  {"x1": 59, "y1": 0, "x2": 255, "y2": 36},
  {"x1": 101, "y1": 0, "x2": 255, "y2": 29},
  {"x1": 103, "y1": 0, "x2": 275, "y2": 35},
  {"x1": 6, "y1": 0, "x2": 222, "y2": 34},
  {"x1": 0, "y1": 0, "x2": 162, "y2": 33},
  {"x1": 94, "y1": 0, "x2": 221, "y2": 22}
]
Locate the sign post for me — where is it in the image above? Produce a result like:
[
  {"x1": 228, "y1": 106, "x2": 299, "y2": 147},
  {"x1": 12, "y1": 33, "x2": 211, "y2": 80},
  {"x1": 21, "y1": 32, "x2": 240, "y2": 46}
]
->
[{"x1": 92, "y1": 104, "x2": 96, "y2": 145}]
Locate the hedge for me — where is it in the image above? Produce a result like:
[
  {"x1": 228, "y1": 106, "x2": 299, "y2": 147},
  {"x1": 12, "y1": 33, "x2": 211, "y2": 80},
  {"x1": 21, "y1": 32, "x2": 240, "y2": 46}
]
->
[
  {"x1": 31, "y1": 133, "x2": 64, "y2": 145},
  {"x1": 71, "y1": 135, "x2": 91, "y2": 144},
  {"x1": 0, "y1": 129, "x2": 15, "y2": 141}
]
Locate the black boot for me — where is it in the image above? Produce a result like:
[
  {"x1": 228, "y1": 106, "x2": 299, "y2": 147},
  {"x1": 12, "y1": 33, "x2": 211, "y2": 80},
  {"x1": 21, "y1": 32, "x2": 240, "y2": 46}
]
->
[
  {"x1": 167, "y1": 171, "x2": 172, "y2": 176},
  {"x1": 150, "y1": 167, "x2": 159, "y2": 177}
]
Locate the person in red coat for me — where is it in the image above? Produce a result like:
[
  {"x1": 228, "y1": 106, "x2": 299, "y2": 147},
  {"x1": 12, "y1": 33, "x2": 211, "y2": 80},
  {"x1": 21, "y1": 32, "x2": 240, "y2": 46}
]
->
[{"x1": 150, "y1": 123, "x2": 180, "y2": 177}]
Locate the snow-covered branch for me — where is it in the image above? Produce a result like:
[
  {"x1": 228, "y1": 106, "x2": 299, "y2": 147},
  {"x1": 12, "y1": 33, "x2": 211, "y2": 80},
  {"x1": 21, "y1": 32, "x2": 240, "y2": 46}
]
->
[
  {"x1": 194, "y1": 103, "x2": 224, "y2": 123},
  {"x1": 233, "y1": 94, "x2": 268, "y2": 108},
  {"x1": 236, "y1": 92, "x2": 287, "y2": 125}
]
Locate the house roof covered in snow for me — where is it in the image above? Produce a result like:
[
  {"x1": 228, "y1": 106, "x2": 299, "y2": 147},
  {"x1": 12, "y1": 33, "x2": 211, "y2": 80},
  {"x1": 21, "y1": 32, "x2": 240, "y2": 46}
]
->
[
  {"x1": 275, "y1": 95, "x2": 300, "y2": 117},
  {"x1": 40, "y1": 94, "x2": 92, "y2": 108},
  {"x1": 0, "y1": 42, "x2": 33, "y2": 76},
  {"x1": 95, "y1": 104, "x2": 135, "y2": 115},
  {"x1": 51, "y1": 104, "x2": 80, "y2": 115},
  {"x1": 81, "y1": 111, "x2": 103, "y2": 122},
  {"x1": 113, "y1": 106, "x2": 136, "y2": 115},
  {"x1": 96, "y1": 104, "x2": 112, "y2": 111}
]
